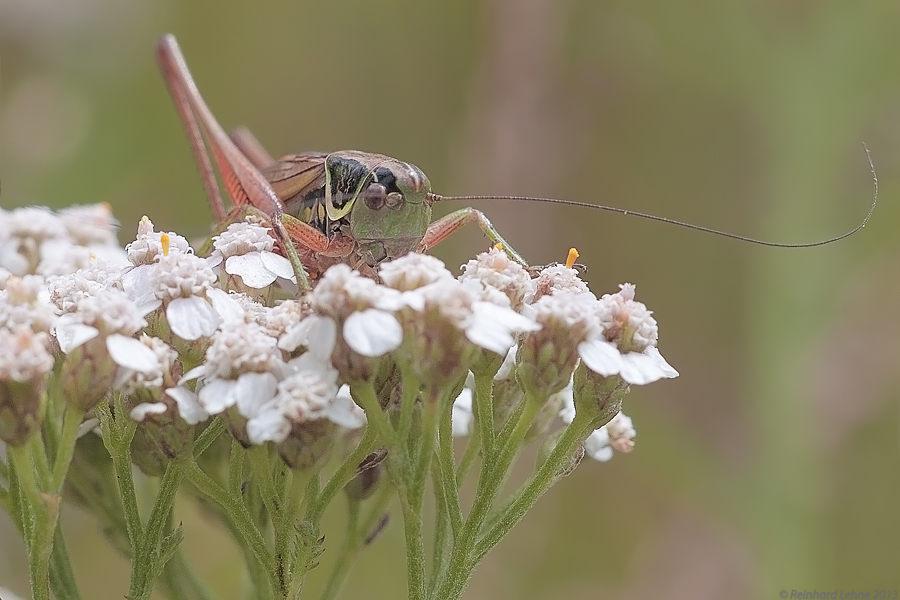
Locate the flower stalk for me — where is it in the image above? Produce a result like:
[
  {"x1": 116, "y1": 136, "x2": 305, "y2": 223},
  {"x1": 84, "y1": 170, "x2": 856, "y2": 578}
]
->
[{"x1": 0, "y1": 205, "x2": 677, "y2": 599}]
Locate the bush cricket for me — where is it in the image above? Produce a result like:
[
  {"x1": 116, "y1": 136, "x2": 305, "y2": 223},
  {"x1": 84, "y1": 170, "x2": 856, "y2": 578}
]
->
[{"x1": 155, "y1": 34, "x2": 877, "y2": 293}]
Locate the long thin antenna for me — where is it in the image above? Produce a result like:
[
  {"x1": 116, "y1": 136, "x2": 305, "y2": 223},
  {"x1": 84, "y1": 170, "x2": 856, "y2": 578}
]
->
[{"x1": 430, "y1": 144, "x2": 878, "y2": 249}]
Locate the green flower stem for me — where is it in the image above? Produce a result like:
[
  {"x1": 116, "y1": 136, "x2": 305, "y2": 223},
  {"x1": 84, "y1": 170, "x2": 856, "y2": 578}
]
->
[
  {"x1": 50, "y1": 406, "x2": 83, "y2": 490},
  {"x1": 213, "y1": 502, "x2": 273, "y2": 600},
  {"x1": 436, "y1": 402, "x2": 462, "y2": 537},
  {"x1": 398, "y1": 491, "x2": 426, "y2": 600},
  {"x1": 193, "y1": 418, "x2": 226, "y2": 458},
  {"x1": 171, "y1": 549, "x2": 217, "y2": 600},
  {"x1": 183, "y1": 459, "x2": 279, "y2": 593},
  {"x1": 319, "y1": 498, "x2": 361, "y2": 600},
  {"x1": 159, "y1": 553, "x2": 192, "y2": 600},
  {"x1": 401, "y1": 393, "x2": 440, "y2": 600},
  {"x1": 472, "y1": 373, "x2": 496, "y2": 460},
  {"x1": 351, "y1": 382, "x2": 396, "y2": 448},
  {"x1": 434, "y1": 393, "x2": 542, "y2": 600},
  {"x1": 27, "y1": 430, "x2": 53, "y2": 487},
  {"x1": 282, "y1": 470, "x2": 315, "y2": 598},
  {"x1": 96, "y1": 401, "x2": 144, "y2": 560},
  {"x1": 131, "y1": 462, "x2": 184, "y2": 599},
  {"x1": 0, "y1": 484, "x2": 9, "y2": 513},
  {"x1": 427, "y1": 466, "x2": 451, "y2": 600},
  {"x1": 21, "y1": 400, "x2": 84, "y2": 600},
  {"x1": 397, "y1": 363, "x2": 421, "y2": 449},
  {"x1": 8, "y1": 442, "x2": 54, "y2": 600},
  {"x1": 310, "y1": 425, "x2": 379, "y2": 521},
  {"x1": 248, "y1": 445, "x2": 282, "y2": 522},
  {"x1": 471, "y1": 411, "x2": 597, "y2": 566},
  {"x1": 360, "y1": 482, "x2": 394, "y2": 543},
  {"x1": 455, "y1": 422, "x2": 481, "y2": 484},
  {"x1": 50, "y1": 525, "x2": 82, "y2": 600},
  {"x1": 229, "y1": 437, "x2": 245, "y2": 496}
]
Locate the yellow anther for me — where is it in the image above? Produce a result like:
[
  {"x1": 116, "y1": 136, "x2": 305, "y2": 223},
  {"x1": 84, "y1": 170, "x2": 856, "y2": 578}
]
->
[
  {"x1": 161, "y1": 234, "x2": 170, "y2": 256},
  {"x1": 565, "y1": 247, "x2": 579, "y2": 269},
  {"x1": 494, "y1": 243, "x2": 504, "y2": 251}
]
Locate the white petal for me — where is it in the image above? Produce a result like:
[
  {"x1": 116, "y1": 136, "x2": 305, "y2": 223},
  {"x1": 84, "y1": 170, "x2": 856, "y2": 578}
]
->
[
  {"x1": 76, "y1": 417, "x2": 100, "y2": 438},
  {"x1": 326, "y1": 388, "x2": 366, "y2": 429},
  {"x1": 167, "y1": 296, "x2": 220, "y2": 340},
  {"x1": 130, "y1": 402, "x2": 168, "y2": 421},
  {"x1": 288, "y1": 352, "x2": 338, "y2": 383},
  {"x1": 165, "y1": 387, "x2": 209, "y2": 425},
  {"x1": 179, "y1": 364, "x2": 209, "y2": 385},
  {"x1": 577, "y1": 339, "x2": 624, "y2": 377},
  {"x1": 474, "y1": 302, "x2": 541, "y2": 332},
  {"x1": 466, "y1": 302, "x2": 539, "y2": 355},
  {"x1": 494, "y1": 345, "x2": 518, "y2": 381},
  {"x1": 54, "y1": 319, "x2": 99, "y2": 353},
  {"x1": 260, "y1": 251, "x2": 296, "y2": 282},
  {"x1": 308, "y1": 316, "x2": 337, "y2": 359},
  {"x1": 617, "y1": 353, "x2": 658, "y2": 385},
  {"x1": 451, "y1": 388, "x2": 474, "y2": 437},
  {"x1": 226, "y1": 253, "x2": 278, "y2": 288},
  {"x1": 465, "y1": 319, "x2": 515, "y2": 355},
  {"x1": 645, "y1": 346, "x2": 679, "y2": 378},
  {"x1": 235, "y1": 372, "x2": 279, "y2": 418},
  {"x1": 584, "y1": 428, "x2": 614, "y2": 462},
  {"x1": 106, "y1": 334, "x2": 159, "y2": 372},
  {"x1": 206, "y1": 287, "x2": 244, "y2": 324},
  {"x1": 198, "y1": 378, "x2": 238, "y2": 414},
  {"x1": 556, "y1": 378, "x2": 577, "y2": 424},
  {"x1": 278, "y1": 318, "x2": 312, "y2": 352},
  {"x1": 122, "y1": 264, "x2": 159, "y2": 313},
  {"x1": 398, "y1": 290, "x2": 425, "y2": 311},
  {"x1": 343, "y1": 309, "x2": 403, "y2": 357},
  {"x1": 247, "y1": 406, "x2": 291, "y2": 444}
]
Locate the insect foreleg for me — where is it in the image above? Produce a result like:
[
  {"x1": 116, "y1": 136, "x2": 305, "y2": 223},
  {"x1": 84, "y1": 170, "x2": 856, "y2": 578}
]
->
[{"x1": 419, "y1": 207, "x2": 529, "y2": 267}]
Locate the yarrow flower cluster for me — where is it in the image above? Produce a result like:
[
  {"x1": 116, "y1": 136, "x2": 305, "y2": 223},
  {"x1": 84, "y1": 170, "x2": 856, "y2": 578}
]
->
[{"x1": 0, "y1": 206, "x2": 678, "y2": 600}]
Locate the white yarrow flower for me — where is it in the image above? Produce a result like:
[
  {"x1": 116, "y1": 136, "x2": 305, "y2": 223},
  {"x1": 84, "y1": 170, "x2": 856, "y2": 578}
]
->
[{"x1": 208, "y1": 221, "x2": 295, "y2": 288}]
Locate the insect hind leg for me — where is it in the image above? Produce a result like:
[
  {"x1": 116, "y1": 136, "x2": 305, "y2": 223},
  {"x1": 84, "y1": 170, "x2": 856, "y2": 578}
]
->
[{"x1": 419, "y1": 207, "x2": 529, "y2": 267}]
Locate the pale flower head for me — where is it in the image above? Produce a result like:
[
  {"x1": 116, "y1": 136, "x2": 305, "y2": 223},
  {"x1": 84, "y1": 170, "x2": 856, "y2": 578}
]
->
[
  {"x1": 576, "y1": 284, "x2": 678, "y2": 385},
  {"x1": 148, "y1": 251, "x2": 222, "y2": 340},
  {"x1": 528, "y1": 263, "x2": 595, "y2": 303},
  {"x1": 0, "y1": 275, "x2": 57, "y2": 334},
  {"x1": 245, "y1": 370, "x2": 339, "y2": 444},
  {"x1": 125, "y1": 216, "x2": 192, "y2": 266},
  {"x1": 0, "y1": 327, "x2": 54, "y2": 383},
  {"x1": 58, "y1": 203, "x2": 120, "y2": 247},
  {"x1": 380, "y1": 252, "x2": 454, "y2": 291},
  {"x1": 209, "y1": 221, "x2": 295, "y2": 289},
  {"x1": 459, "y1": 246, "x2": 532, "y2": 311}
]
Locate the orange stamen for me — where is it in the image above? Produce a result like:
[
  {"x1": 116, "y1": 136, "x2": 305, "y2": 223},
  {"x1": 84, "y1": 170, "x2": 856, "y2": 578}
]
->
[
  {"x1": 161, "y1": 234, "x2": 170, "y2": 256},
  {"x1": 565, "y1": 247, "x2": 579, "y2": 269}
]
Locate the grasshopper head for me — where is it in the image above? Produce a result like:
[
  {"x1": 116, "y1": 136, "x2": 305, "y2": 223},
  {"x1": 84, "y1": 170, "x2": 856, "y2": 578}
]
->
[{"x1": 350, "y1": 160, "x2": 433, "y2": 265}]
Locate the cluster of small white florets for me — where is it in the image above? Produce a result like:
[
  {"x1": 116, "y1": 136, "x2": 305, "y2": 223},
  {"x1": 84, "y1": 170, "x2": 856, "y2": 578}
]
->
[{"x1": 0, "y1": 205, "x2": 677, "y2": 463}]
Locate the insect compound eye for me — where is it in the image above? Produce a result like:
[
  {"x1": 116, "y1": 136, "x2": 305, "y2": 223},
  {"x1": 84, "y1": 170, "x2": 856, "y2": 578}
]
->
[
  {"x1": 363, "y1": 183, "x2": 387, "y2": 210},
  {"x1": 385, "y1": 192, "x2": 403, "y2": 210}
]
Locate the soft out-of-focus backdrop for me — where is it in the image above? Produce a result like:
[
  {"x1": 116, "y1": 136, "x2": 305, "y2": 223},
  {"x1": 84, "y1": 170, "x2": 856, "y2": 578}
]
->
[{"x1": 3, "y1": 1, "x2": 900, "y2": 598}]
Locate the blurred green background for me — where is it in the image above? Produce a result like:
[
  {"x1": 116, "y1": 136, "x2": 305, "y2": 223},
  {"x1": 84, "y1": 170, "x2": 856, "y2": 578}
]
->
[{"x1": 3, "y1": 0, "x2": 900, "y2": 598}]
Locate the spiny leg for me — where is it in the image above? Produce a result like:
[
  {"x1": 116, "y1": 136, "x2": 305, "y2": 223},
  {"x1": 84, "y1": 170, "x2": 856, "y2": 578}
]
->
[{"x1": 419, "y1": 207, "x2": 529, "y2": 267}]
